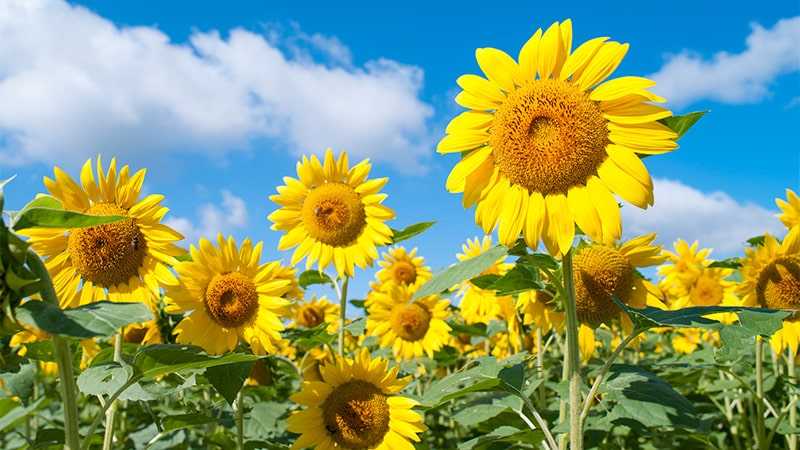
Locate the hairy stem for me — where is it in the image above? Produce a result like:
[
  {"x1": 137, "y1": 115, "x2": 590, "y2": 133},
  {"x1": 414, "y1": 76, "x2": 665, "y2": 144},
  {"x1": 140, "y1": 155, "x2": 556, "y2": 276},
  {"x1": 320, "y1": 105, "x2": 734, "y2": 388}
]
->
[
  {"x1": 338, "y1": 276, "x2": 349, "y2": 357},
  {"x1": 102, "y1": 332, "x2": 123, "y2": 450},
  {"x1": 789, "y1": 349, "x2": 798, "y2": 450},
  {"x1": 561, "y1": 248, "x2": 583, "y2": 450}
]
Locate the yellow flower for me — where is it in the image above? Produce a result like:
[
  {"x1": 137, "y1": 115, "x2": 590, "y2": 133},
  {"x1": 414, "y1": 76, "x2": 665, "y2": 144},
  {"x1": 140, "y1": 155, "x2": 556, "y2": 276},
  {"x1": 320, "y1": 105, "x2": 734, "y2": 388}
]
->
[
  {"x1": 438, "y1": 19, "x2": 676, "y2": 256},
  {"x1": 269, "y1": 149, "x2": 395, "y2": 278},
  {"x1": 375, "y1": 246, "x2": 432, "y2": 292},
  {"x1": 123, "y1": 320, "x2": 163, "y2": 346},
  {"x1": 20, "y1": 157, "x2": 184, "y2": 308},
  {"x1": 517, "y1": 288, "x2": 564, "y2": 333},
  {"x1": 287, "y1": 349, "x2": 426, "y2": 450},
  {"x1": 777, "y1": 189, "x2": 800, "y2": 250},
  {"x1": 11, "y1": 326, "x2": 98, "y2": 373},
  {"x1": 164, "y1": 234, "x2": 291, "y2": 355},
  {"x1": 290, "y1": 296, "x2": 340, "y2": 334},
  {"x1": 456, "y1": 236, "x2": 512, "y2": 324},
  {"x1": 671, "y1": 329, "x2": 718, "y2": 354},
  {"x1": 658, "y1": 239, "x2": 713, "y2": 299},
  {"x1": 738, "y1": 233, "x2": 800, "y2": 356},
  {"x1": 367, "y1": 285, "x2": 451, "y2": 361}
]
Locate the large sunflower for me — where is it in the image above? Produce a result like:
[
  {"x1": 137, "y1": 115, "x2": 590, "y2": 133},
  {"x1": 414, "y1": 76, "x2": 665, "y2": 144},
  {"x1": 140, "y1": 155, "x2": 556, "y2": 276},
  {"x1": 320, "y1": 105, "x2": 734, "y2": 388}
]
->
[
  {"x1": 375, "y1": 246, "x2": 432, "y2": 292},
  {"x1": 290, "y1": 296, "x2": 340, "y2": 334},
  {"x1": 20, "y1": 157, "x2": 184, "y2": 308},
  {"x1": 164, "y1": 234, "x2": 291, "y2": 355},
  {"x1": 269, "y1": 149, "x2": 395, "y2": 278},
  {"x1": 438, "y1": 19, "x2": 677, "y2": 255},
  {"x1": 287, "y1": 349, "x2": 426, "y2": 450},
  {"x1": 738, "y1": 234, "x2": 800, "y2": 356},
  {"x1": 366, "y1": 285, "x2": 451, "y2": 361}
]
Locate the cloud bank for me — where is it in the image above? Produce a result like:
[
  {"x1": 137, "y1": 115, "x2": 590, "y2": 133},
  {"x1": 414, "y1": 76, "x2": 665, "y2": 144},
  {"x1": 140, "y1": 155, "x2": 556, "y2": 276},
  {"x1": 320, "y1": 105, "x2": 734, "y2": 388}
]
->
[{"x1": 165, "y1": 190, "x2": 248, "y2": 244}]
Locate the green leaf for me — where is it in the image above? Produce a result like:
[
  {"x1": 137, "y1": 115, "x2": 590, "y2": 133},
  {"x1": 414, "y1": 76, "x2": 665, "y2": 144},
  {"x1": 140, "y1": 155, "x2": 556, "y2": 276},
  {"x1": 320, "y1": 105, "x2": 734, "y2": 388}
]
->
[
  {"x1": 716, "y1": 309, "x2": 791, "y2": 361},
  {"x1": 615, "y1": 299, "x2": 784, "y2": 331},
  {"x1": 516, "y1": 253, "x2": 560, "y2": 272},
  {"x1": 485, "y1": 264, "x2": 544, "y2": 296},
  {"x1": 452, "y1": 395, "x2": 522, "y2": 427},
  {"x1": 206, "y1": 361, "x2": 256, "y2": 405},
  {"x1": 716, "y1": 326, "x2": 755, "y2": 361},
  {"x1": 420, "y1": 354, "x2": 527, "y2": 408},
  {"x1": 344, "y1": 317, "x2": 365, "y2": 336},
  {"x1": 0, "y1": 397, "x2": 45, "y2": 433},
  {"x1": 161, "y1": 413, "x2": 217, "y2": 432},
  {"x1": 414, "y1": 245, "x2": 508, "y2": 299},
  {"x1": 0, "y1": 176, "x2": 17, "y2": 213},
  {"x1": 447, "y1": 320, "x2": 487, "y2": 338},
  {"x1": 15, "y1": 301, "x2": 153, "y2": 338},
  {"x1": 659, "y1": 111, "x2": 706, "y2": 139},
  {"x1": 282, "y1": 323, "x2": 337, "y2": 351},
  {"x1": 707, "y1": 258, "x2": 741, "y2": 269},
  {"x1": 297, "y1": 270, "x2": 333, "y2": 289},
  {"x1": 470, "y1": 274, "x2": 501, "y2": 290},
  {"x1": 0, "y1": 363, "x2": 36, "y2": 405},
  {"x1": 738, "y1": 309, "x2": 790, "y2": 336},
  {"x1": 12, "y1": 207, "x2": 125, "y2": 231},
  {"x1": 133, "y1": 344, "x2": 262, "y2": 380},
  {"x1": 390, "y1": 221, "x2": 435, "y2": 244},
  {"x1": 350, "y1": 299, "x2": 366, "y2": 309},
  {"x1": 747, "y1": 235, "x2": 766, "y2": 247},
  {"x1": 601, "y1": 364, "x2": 698, "y2": 429},
  {"x1": 77, "y1": 362, "x2": 134, "y2": 397},
  {"x1": 18, "y1": 340, "x2": 55, "y2": 362},
  {"x1": 245, "y1": 401, "x2": 291, "y2": 438},
  {"x1": 458, "y1": 425, "x2": 543, "y2": 450}
]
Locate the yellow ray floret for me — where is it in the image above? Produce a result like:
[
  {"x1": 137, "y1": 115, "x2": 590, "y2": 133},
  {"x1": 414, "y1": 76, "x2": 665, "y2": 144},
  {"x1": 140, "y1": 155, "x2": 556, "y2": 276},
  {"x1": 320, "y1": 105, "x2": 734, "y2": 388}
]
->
[
  {"x1": 375, "y1": 246, "x2": 433, "y2": 292},
  {"x1": 438, "y1": 19, "x2": 677, "y2": 256},
  {"x1": 164, "y1": 234, "x2": 292, "y2": 355},
  {"x1": 290, "y1": 296, "x2": 340, "y2": 334}
]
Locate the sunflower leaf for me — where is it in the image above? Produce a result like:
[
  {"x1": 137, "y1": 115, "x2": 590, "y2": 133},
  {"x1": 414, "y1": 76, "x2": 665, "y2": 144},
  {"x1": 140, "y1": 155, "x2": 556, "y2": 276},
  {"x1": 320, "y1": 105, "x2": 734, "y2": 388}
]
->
[
  {"x1": 133, "y1": 345, "x2": 262, "y2": 380},
  {"x1": 206, "y1": 361, "x2": 256, "y2": 405},
  {"x1": 420, "y1": 353, "x2": 527, "y2": 408},
  {"x1": 458, "y1": 425, "x2": 543, "y2": 450},
  {"x1": 660, "y1": 111, "x2": 706, "y2": 139},
  {"x1": 414, "y1": 245, "x2": 508, "y2": 300},
  {"x1": 390, "y1": 221, "x2": 436, "y2": 244},
  {"x1": 747, "y1": 235, "x2": 766, "y2": 247},
  {"x1": 707, "y1": 258, "x2": 741, "y2": 269},
  {"x1": 614, "y1": 299, "x2": 788, "y2": 332},
  {"x1": 12, "y1": 207, "x2": 125, "y2": 231},
  {"x1": 14, "y1": 301, "x2": 153, "y2": 338},
  {"x1": 297, "y1": 270, "x2": 333, "y2": 289}
]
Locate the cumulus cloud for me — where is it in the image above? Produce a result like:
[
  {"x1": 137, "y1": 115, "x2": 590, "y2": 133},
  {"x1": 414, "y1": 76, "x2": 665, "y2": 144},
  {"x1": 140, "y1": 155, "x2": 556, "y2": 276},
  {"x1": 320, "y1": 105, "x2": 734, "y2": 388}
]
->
[
  {"x1": 650, "y1": 16, "x2": 800, "y2": 108},
  {"x1": 622, "y1": 178, "x2": 784, "y2": 256},
  {"x1": 0, "y1": 0, "x2": 433, "y2": 171},
  {"x1": 165, "y1": 190, "x2": 248, "y2": 244}
]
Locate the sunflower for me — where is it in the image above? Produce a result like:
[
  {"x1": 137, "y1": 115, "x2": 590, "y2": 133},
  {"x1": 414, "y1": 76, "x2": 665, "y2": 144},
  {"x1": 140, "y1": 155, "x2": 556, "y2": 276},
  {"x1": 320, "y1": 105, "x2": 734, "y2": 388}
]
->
[
  {"x1": 738, "y1": 233, "x2": 800, "y2": 355},
  {"x1": 288, "y1": 349, "x2": 426, "y2": 450},
  {"x1": 20, "y1": 157, "x2": 184, "y2": 308},
  {"x1": 456, "y1": 236, "x2": 512, "y2": 324},
  {"x1": 164, "y1": 234, "x2": 292, "y2": 355},
  {"x1": 438, "y1": 19, "x2": 676, "y2": 256},
  {"x1": 658, "y1": 239, "x2": 712, "y2": 299},
  {"x1": 517, "y1": 286, "x2": 564, "y2": 333},
  {"x1": 290, "y1": 296, "x2": 340, "y2": 334},
  {"x1": 269, "y1": 149, "x2": 395, "y2": 278},
  {"x1": 777, "y1": 189, "x2": 800, "y2": 250},
  {"x1": 671, "y1": 328, "x2": 718, "y2": 354},
  {"x1": 11, "y1": 326, "x2": 99, "y2": 373},
  {"x1": 123, "y1": 319, "x2": 163, "y2": 346},
  {"x1": 367, "y1": 285, "x2": 451, "y2": 361},
  {"x1": 375, "y1": 246, "x2": 432, "y2": 292}
]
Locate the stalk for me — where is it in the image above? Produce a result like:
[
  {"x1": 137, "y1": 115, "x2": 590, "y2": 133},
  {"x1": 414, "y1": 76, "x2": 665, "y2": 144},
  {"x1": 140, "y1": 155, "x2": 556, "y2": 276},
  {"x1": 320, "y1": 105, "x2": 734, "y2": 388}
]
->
[
  {"x1": 536, "y1": 328, "x2": 546, "y2": 407},
  {"x1": 755, "y1": 338, "x2": 765, "y2": 449},
  {"x1": 235, "y1": 390, "x2": 245, "y2": 450},
  {"x1": 338, "y1": 277, "x2": 349, "y2": 357},
  {"x1": 102, "y1": 332, "x2": 123, "y2": 450},
  {"x1": 788, "y1": 349, "x2": 798, "y2": 450},
  {"x1": 27, "y1": 251, "x2": 81, "y2": 450},
  {"x1": 561, "y1": 248, "x2": 583, "y2": 450}
]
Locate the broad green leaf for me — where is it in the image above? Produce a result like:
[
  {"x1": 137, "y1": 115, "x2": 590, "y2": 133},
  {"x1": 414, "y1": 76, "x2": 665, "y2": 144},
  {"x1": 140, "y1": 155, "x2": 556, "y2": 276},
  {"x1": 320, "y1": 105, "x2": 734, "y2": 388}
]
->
[
  {"x1": 0, "y1": 176, "x2": 17, "y2": 212},
  {"x1": 615, "y1": 299, "x2": 786, "y2": 331},
  {"x1": 716, "y1": 326, "x2": 755, "y2": 361},
  {"x1": 282, "y1": 323, "x2": 337, "y2": 351},
  {"x1": 350, "y1": 299, "x2": 366, "y2": 309},
  {"x1": 420, "y1": 354, "x2": 527, "y2": 408},
  {"x1": 77, "y1": 362, "x2": 134, "y2": 396},
  {"x1": 414, "y1": 245, "x2": 508, "y2": 299},
  {"x1": 17, "y1": 340, "x2": 54, "y2": 362},
  {"x1": 453, "y1": 395, "x2": 522, "y2": 427},
  {"x1": 716, "y1": 309, "x2": 791, "y2": 361},
  {"x1": 0, "y1": 397, "x2": 45, "y2": 433},
  {"x1": 659, "y1": 111, "x2": 706, "y2": 139},
  {"x1": 484, "y1": 264, "x2": 544, "y2": 296},
  {"x1": 738, "y1": 309, "x2": 790, "y2": 336},
  {"x1": 0, "y1": 363, "x2": 36, "y2": 404},
  {"x1": 447, "y1": 320, "x2": 487, "y2": 338},
  {"x1": 458, "y1": 425, "x2": 543, "y2": 450},
  {"x1": 15, "y1": 301, "x2": 153, "y2": 338},
  {"x1": 133, "y1": 345, "x2": 261, "y2": 380},
  {"x1": 516, "y1": 253, "x2": 559, "y2": 272},
  {"x1": 12, "y1": 207, "x2": 125, "y2": 231},
  {"x1": 470, "y1": 274, "x2": 501, "y2": 290},
  {"x1": 297, "y1": 270, "x2": 333, "y2": 289},
  {"x1": 161, "y1": 413, "x2": 217, "y2": 432},
  {"x1": 600, "y1": 364, "x2": 698, "y2": 429},
  {"x1": 747, "y1": 235, "x2": 766, "y2": 247},
  {"x1": 707, "y1": 258, "x2": 741, "y2": 269},
  {"x1": 206, "y1": 361, "x2": 256, "y2": 405},
  {"x1": 11, "y1": 195, "x2": 63, "y2": 223},
  {"x1": 390, "y1": 221, "x2": 435, "y2": 244},
  {"x1": 433, "y1": 346, "x2": 460, "y2": 367},
  {"x1": 344, "y1": 317, "x2": 365, "y2": 336},
  {"x1": 245, "y1": 401, "x2": 292, "y2": 439}
]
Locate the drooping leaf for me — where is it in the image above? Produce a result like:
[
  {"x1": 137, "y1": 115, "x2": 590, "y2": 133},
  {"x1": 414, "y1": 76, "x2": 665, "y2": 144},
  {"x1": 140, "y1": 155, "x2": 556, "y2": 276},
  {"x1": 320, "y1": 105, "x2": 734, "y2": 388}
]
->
[
  {"x1": 390, "y1": 221, "x2": 435, "y2": 244},
  {"x1": 15, "y1": 301, "x2": 153, "y2": 338},
  {"x1": 458, "y1": 425, "x2": 543, "y2": 450},
  {"x1": 206, "y1": 361, "x2": 256, "y2": 405},
  {"x1": 77, "y1": 362, "x2": 134, "y2": 397},
  {"x1": 350, "y1": 299, "x2": 366, "y2": 309},
  {"x1": 738, "y1": 309, "x2": 790, "y2": 336},
  {"x1": 484, "y1": 264, "x2": 544, "y2": 296},
  {"x1": 470, "y1": 274, "x2": 501, "y2": 290},
  {"x1": 133, "y1": 345, "x2": 262, "y2": 380},
  {"x1": 414, "y1": 245, "x2": 508, "y2": 299},
  {"x1": 716, "y1": 326, "x2": 755, "y2": 362},
  {"x1": 516, "y1": 253, "x2": 560, "y2": 272},
  {"x1": 447, "y1": 320, "x2": 487, "y2": 338},
  {"x1": 615, "y1": 299, "x2": 786, "y2": 332},
  {"x1": 344, "y1": 317, "x2": 365, "y2": 336},
  {"x1": 12, "y1": 207, "x2": 125, "y2": 231},
  {"x1": 707, "y1": 258, "x2": 741, "y2": 269},
  {"x1": 297, "y1": 270, "x2": 333, "y2": 289},
  {"x1": 659, "y1": 111, "x2": 706, "y2": 139},
  {"x1": 244, "y1": 401, "x2": 292, "y2": 439},
  {"x1": 420, "y1": 354, "x2": 527, "y2": 408}
]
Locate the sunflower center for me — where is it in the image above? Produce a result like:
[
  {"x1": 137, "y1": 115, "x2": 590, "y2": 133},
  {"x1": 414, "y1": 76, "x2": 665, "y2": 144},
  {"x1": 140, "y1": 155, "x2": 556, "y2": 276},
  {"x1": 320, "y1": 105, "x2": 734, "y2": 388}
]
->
[
  {"x1": 298, "y1": 305, "x2": 325, "y2": 328},
  {"x1": 301, "y1": 182, "x2": 366, "y2": 247},
  {"x1": 573, "y1": 245, "x2": 634, "y2": 327},
  {"x1": 392, "y1": 261, "x2": 418, "y2": 285},
  {"x1": 690, "y1": 274, "x2": 724, "y2": 306},
  {"x1": 67, "y1": 203, "x2": 146, "y2": 288},
  {"x1": 322, "y1": 380, "x2": 390, "y2": 449},
  {"x1": 757, "y1": 256, "x2": 800, "y2": 310},
  {"x1": 390, "y1": 302, "x2": 431, "y2": 341},
  {"x1": 123, "y1": 326, "x2": 148, "y2": 344},
  {"x1": 490, "y1": 79, "x2": 609, "y2": 195},
  {"x1": 204, "y1": 272, "x2": 259, "y2": 328}
]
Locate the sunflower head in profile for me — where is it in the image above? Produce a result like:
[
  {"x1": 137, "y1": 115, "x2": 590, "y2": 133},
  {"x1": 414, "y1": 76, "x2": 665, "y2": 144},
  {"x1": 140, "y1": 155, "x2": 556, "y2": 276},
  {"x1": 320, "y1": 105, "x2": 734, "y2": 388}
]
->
[
  {"x1": 657, "y1": 239, "x2": 712, "y2": 299},
  {"x1": 376, "y1": 246, "x2": 432, "y2": 291},
  {"x1": 287, "y1": 349, "x2": 426, "y2": 450},
  {"x1": 572, "y1": 233, "x2": 667, "y2": 328},
  {"x1": 366, "y1": 285, "x2": 451, "y2": 361},
  {"x1": 290, "y1": 296, "x2": 340, "y2": 334},
  {"x1": 268, "y1": 149, "x2": 395, "y2": 279},
  {"x1": 164, "y1": 234, "x2": 292, "y2": 355},
  {"x1": 20, "y1": 157, "x2": 184, "y2": 308},
  {"x1": 438, "y1": 19, "x2": 677, "y2": 256}
]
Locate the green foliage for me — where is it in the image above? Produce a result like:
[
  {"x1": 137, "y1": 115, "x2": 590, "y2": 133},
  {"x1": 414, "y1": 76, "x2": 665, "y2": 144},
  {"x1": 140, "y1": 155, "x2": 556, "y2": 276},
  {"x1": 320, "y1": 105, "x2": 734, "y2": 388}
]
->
[
  {"x1": 414, "y1": 245, "x2": 508, "y2": 299},
  {"x1": 297, "y1": 270, "x2": 333, "y2": 288},
  {"x1": 390, "y1": 221, "x2": 436, "y2": 244},
  {"x1": 421, "y1": 353, "x2": 528, "y2": 408},
  {"x1": 707, "y1": 257, "x2": 741, "y2": 269},
  {"x1": 469, "y1": 264, "x2": 544, "y2": 296},
  {"x1": 12, "y1": 207, "x2": 125, "y2": 231},
  {"x1": 206, "y1": 361, "x2": 256, "y2": 405},
  {"x1": 15, "y1": 301, "x2": 153, "y2": 338},
  {"x1": 659, "y1": 111, "x2": 706, "y2": 139},
  {"x1": 133, "y1": 345, "x2": 262, "y2": 380}
]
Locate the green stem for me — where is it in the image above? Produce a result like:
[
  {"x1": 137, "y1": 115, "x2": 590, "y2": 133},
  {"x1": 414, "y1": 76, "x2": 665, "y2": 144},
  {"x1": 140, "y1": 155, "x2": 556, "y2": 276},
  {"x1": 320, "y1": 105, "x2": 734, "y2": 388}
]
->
[
  {"x1": 338, "y1": 277, "x2": 349, "y2": 357},
  {"x1": 561, "y1": 248, "x2": 583, "y2": 450},
  {"x1": 788, "y1": 349, "x2": 798, "y2": 450},
  {"x1": 755, "y1": 338, "x2": 765, "y2": 449},
  {"x1": 235, "y1": 389, "x2": 245, "y2": 450},
  {"x1": 580, "y1": 330, "x2": 642, "y2": 423},
  {"x1": 535, "y1": 328, "x2": 546, "y2": 408},
  {"x1": 102, "y1": 332, "x2": 123, "y2": 450},
  {"x1": 27, "y1": 250, "x2": 81, "y2": 450}
]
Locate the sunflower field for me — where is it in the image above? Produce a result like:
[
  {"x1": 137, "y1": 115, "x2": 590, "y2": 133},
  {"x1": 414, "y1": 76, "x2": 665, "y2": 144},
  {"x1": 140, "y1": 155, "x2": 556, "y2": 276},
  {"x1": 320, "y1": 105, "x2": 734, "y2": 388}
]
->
[{"x1": 1, "y1": 17, "x2": 799, "y2": 450}]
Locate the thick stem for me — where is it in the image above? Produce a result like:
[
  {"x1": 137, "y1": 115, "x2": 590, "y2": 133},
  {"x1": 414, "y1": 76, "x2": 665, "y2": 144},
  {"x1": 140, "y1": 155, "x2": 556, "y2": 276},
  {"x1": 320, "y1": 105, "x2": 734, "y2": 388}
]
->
[
  {"x1": 27, "y1": 250, "x2": 81, "y2": 450},
  {"x1": 102, "y1": 332, "x2": 123, "y2": 450},
  {"x1": 338, "y1": 277, "x2": 349, "y2": 357},
  {"x1": 788, "y1": 349, "x2": 798, "y2": 450},
  {"x1": 561, "y1": 249, "x2": 583, "y2": 450},
  {"x1": 755, "y1": 338, "x2": 765, "y2": 449},
  {"x1": 235, "y1": 390, "x2": 245, "y2": 450}
]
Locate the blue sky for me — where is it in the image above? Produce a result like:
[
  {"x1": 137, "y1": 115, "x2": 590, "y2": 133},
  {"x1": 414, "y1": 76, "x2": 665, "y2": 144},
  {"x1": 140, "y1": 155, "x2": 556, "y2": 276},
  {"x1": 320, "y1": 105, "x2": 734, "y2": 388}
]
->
[{"x1": 1, "y1": 0, "x2": 798, "y2": 298}]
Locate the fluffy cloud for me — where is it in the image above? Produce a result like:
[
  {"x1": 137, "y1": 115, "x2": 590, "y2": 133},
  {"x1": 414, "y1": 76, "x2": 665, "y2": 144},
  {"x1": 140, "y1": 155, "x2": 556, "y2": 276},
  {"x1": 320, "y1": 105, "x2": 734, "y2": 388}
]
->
[
  {"x1": 0, "y1": 0, "x2": 433, "y2": 171},
  {"x1": 165, "y1": 190, "x2": 248, "y2": 244},
  {"x1": 622, "y1": 178, "x2": 784, "y2": 256},
  {"x1": 650, "y1": 16, "x2": 800, "y2": 108}
]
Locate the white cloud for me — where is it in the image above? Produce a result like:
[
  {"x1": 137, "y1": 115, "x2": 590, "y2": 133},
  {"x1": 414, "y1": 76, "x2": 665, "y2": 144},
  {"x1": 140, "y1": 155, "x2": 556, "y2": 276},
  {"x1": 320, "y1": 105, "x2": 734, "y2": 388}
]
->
[
  {"x1": 650, "y1": 16, "x2": 800, "y2": 108},
  {"x1": 0, "y1": 0, "x2": 433, "y2": 171},
  {"x1": 165, "y1": 190, "x2": 248, "y2": 244},
  {"x1": 622, "y1": 178, "x2": 784, "y2": 256}
]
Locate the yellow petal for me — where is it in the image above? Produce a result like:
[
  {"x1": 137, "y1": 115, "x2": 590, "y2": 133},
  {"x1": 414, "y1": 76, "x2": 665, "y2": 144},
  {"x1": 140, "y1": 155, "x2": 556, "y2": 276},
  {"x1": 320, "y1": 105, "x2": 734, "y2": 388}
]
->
[
  {"x1": 597, "y1": 159, "x2": 651, "y2": 208},
  {"x1": 604, "y1": 102, "x2": 672, "y2": 125},
  {"x1": 437, "y1": 132, "x2": 490, "y2": 154},
  {"x1": 590, "y1": 76, "x2": 656, "y2": 102},
  {"x1": 559, "y1": 36, "x2": 608, "y2": 81},
  {"x1": 567, "y1": 186, "x2": 602, "y2": 242},
  {"x1": 537, "y1": 22, "x2": 562, "y2": 80},
  {"x1": 586, "y1": 176, "x2": 621, "y2": 243},
  {"x1": 475, "y1": 47, "x2": 519, "y2": 92},
  {"x1": 457, "y1": 74, "x2": 506, "y2": 103},
  {"x1": 517, "y1": 28, "x2": 543, "y2": 82},
  {"x1": 545, "y1": 193, "x2": 574, "y2": 256},
  {"x1": 604, "y1": 145, "x2": 653, "y2": 189},
  {"x1": 445, "y1": 146, "x2": 493, "y2": 193},
  {"x1": 577, "y1": 42, "x2": 629, "y2": 90},
  {"x1": 524, "y1": 192, "x2": 546, "y2": 250},
  {"x1": 445, "y1": 111, "x2": 494, "y2": 134},
  {"x1": 455, "y1": 90, "x2": 499, "y2": 111}
]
